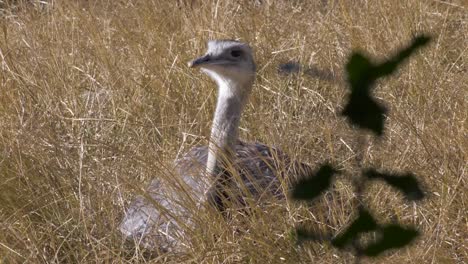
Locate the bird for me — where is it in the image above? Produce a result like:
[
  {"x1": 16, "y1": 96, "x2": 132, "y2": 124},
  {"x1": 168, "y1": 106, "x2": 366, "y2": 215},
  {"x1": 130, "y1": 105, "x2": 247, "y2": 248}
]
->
[{"x1": 119, "y1": 40, "x2": 311, "y2": 253}]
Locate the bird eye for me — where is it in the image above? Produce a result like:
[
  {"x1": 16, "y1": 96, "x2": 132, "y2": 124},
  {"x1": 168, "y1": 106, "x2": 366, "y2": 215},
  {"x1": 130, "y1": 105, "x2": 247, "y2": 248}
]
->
[{"x1": 230, "y1": 50, "x2": 242, "y2": 58}]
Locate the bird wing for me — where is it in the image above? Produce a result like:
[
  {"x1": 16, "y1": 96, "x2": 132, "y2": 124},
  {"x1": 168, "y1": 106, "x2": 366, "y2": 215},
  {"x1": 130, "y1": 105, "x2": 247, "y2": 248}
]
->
[{"x1": 119, "y1": 141, "x2": 311, "y2": 251}]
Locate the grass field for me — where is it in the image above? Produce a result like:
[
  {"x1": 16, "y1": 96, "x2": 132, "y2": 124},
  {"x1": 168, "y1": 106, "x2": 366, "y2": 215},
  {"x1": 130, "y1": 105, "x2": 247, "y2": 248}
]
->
[{"x1": 0, "y1": 0, "x2": 466, "y2": 263}]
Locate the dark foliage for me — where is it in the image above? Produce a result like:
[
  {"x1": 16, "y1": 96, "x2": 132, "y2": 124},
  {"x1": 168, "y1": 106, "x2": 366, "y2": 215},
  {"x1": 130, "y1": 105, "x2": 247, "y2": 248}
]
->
[
  {"x1": 342, "y1": 35, "x2": 431, "y2": 136},
  {"x1": 331, "y1": 208, "x2": 377, "y2": 249},
  {"x1": 291, "y1": 164, "x2": 338, "y2": 201},
  {"x1": 362, "y1": 225, "x2": 419, "y2": 257},
  {"x1": 290, "y1": 34, "x2": 430, "y2": 262},
  {"x1": 365, "y1": 169, "x2": 425, "y2": 201}
]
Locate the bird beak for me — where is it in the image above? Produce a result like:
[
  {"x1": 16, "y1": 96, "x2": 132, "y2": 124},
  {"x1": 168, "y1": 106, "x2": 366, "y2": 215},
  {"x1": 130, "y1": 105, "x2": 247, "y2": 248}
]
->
[{"x1": 188, "y1": 54, "x2": 211, "y2": 68}]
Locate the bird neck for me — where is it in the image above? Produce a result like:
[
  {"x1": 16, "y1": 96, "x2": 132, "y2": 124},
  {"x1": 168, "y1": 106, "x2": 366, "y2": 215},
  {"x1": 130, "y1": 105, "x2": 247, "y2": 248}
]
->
[{"x1": 206, "y1": 75, "x2": 253, "y2": 177}]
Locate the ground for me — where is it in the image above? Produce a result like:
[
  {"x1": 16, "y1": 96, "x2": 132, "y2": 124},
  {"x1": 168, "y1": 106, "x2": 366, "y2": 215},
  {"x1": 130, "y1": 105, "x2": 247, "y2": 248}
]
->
[{"x1": 0, "y1": 0, "x2": 466, "y2": 263}]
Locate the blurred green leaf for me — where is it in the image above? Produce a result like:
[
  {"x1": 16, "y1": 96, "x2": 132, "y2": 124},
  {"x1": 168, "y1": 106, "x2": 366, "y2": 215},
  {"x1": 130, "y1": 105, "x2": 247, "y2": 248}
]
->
[
  {"x1": 291, "y1": 164, "x2": 338, "y2": 201},
  {"x1": 342, "y1": 35, "x2": 431, "y2": 136},
  {"x1": 375, "y1": 36, "x2": 431, "y2": 78},
  {"x1": 331, "y1": 208, "x2": 378, "y2": 249},
  {"x1": 346, "y1": 53, "x2": 374, "y2": 92},
  {"x1": 365, "y1": 169, "x2": 425, "y2": 201},
  {"x1": 363, "y1": 225, "x2": 419, "y2": 257},
  {"x1": 342, "y1": 87, "x2": 388, "y2": 136}
]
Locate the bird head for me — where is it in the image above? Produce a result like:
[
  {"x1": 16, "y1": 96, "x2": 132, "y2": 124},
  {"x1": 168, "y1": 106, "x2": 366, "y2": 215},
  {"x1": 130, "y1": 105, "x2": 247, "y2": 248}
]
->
[{"x1": 188, "y1": 40, "x2": 256, "y2": 91}]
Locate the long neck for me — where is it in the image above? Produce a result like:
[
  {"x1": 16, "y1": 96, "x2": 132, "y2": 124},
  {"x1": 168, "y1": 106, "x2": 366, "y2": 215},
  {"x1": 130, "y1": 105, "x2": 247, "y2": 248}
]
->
[{"x1": 205, "y1": 74, "x2": 253, "y2": 176}]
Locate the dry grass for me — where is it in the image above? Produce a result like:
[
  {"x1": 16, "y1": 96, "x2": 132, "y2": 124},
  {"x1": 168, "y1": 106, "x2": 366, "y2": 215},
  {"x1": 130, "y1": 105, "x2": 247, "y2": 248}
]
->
[{"x1": 0, "y1": 0, "x2": 466, "y2": 263}]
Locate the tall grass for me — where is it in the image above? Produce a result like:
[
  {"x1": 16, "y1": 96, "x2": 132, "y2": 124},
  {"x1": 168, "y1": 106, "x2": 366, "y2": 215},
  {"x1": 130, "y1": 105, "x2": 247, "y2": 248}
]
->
[{"x1": 0, "y1": 0, "x2": 466, "y2": 263}]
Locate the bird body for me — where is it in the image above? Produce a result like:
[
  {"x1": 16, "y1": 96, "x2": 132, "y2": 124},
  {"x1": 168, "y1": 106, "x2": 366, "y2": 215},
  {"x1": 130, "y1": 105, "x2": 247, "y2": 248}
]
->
[{"x1": 120, "y1": 40, "x2": 309, "y2": 252}]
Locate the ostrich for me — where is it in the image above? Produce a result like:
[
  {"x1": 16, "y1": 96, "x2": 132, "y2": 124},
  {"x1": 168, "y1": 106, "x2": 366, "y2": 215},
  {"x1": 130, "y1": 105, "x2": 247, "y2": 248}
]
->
[{"x1": 120, "y1": 40, "x2": 310, "y2": 252}]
